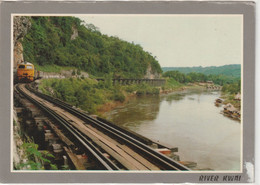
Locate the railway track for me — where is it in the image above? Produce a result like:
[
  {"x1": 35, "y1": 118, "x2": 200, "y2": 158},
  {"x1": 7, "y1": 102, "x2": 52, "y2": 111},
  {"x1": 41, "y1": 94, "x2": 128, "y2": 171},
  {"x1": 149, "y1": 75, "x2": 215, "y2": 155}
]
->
[
  {"x1": 16, "y1": 83, "x2": 190, "y2": 171},
  {"x1": 16, "y1": 84, "x2": 120, "y2": 170}
]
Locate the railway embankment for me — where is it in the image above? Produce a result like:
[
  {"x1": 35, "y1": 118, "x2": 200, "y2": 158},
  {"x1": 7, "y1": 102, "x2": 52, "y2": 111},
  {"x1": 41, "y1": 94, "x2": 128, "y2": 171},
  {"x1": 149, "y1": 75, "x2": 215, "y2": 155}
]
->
[
  {"x1": 13, "y1": 86, "x2": 88, "y2": 170},
  {"x1": 37, "y1": 70, "x2": 89, "y2": 79},
  {"x1": 13, "y1": 88, "x2": 60, "y2": 170}
]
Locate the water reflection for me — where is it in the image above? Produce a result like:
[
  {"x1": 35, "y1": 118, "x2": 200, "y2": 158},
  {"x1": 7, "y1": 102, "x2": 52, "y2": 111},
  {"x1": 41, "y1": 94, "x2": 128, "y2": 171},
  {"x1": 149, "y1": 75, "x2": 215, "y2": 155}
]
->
[
  {"x1": 106, "y1": 95, "x2": 160, "y2": 127},
  {"x1": 165, "y1": 93, "x2": 185, "y2": 103},
  {"x1": 104, "y1": 89, "x2": 241, "y2": 171}
]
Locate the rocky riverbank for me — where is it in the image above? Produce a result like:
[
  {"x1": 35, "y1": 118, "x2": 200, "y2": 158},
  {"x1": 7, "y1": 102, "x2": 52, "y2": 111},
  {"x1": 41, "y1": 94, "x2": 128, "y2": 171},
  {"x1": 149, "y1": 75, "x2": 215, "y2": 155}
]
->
[{"x1": 215, "y1": 93, "x2": 241, "y2": 121}]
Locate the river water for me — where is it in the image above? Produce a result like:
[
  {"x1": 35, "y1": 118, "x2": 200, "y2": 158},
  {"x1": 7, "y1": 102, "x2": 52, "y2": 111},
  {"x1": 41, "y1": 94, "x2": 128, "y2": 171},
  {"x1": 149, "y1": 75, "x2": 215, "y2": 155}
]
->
[{"x1": 103, "y1": 88, "x2": 241, "y2": 171}]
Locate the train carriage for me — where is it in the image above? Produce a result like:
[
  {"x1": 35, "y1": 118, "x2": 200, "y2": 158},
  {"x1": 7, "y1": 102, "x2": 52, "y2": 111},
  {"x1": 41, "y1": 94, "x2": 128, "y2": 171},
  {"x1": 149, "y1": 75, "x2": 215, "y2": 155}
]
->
[{"x1": 17, "y1": 62, "x2": 35, "y2": 82}]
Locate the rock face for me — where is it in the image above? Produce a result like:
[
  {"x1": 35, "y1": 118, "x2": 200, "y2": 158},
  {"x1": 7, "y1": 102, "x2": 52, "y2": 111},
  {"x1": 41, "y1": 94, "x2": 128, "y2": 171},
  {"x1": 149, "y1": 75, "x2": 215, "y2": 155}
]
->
[
  {"x1": 144, "y1": 64, "x2": 160, "y2": 79},
  {"x1": 13, "y1": 16, "x2": 31, "y2": 67},
  {"x1": 38, "y1": 69, "x2": 89, "y2": 79},
  {"x1": 13, "y1": 42, "x2": 24, "y2": 67},
  {"x1": 70, "y1": 26, "x2": 78, "y2": 40}
]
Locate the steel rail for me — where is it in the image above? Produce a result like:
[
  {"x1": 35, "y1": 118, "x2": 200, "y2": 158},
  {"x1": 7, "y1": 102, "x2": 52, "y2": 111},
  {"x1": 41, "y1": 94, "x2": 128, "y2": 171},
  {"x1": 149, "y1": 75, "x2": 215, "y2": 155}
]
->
[
  {"x1": 17, "y1": 84, "x2": 120, "y2": 171},
  {"x1": 26, "y1": 85, "x2": 190, "y2": 171}
]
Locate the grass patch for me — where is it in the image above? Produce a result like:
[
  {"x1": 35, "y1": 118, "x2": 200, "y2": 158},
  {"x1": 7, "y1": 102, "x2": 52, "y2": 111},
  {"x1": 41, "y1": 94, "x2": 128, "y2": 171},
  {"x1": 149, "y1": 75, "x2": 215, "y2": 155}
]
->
[
  {"x1": 39, "y1": 78, "x2": 123, "y2": 114},
  {"x1": 162, "y1": 78, "x2": 184, "y2": 90},
  {"x1": 122, "y1": 83, "x2": 160, "y2": 96}
]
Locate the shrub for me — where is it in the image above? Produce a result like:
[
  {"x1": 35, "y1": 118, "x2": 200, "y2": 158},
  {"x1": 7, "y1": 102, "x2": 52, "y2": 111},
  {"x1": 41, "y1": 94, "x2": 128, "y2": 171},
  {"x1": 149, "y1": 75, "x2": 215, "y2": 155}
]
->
[
  {"x1": 77, "y1": 69, "x2": 81, "y2": 75},
  {"x1": 113, "y1": 91, "x2": 125, "y2": 102},
  {"x1": 17, "y1": 141, "x2": 57, "y2": 170}
]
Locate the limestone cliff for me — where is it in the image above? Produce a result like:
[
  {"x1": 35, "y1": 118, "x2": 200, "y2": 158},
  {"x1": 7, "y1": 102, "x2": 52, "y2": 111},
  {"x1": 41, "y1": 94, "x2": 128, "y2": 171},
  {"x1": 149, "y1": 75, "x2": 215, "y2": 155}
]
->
[
  {"x1": 144, "y1": 64, "x2": 160, "y2": 79},
  {"x1": 13, "y1": 16, "x2": 31, "y2": 67},
  {"x1": 70, "y1": 26, "x2": 78, "y2": 40}
]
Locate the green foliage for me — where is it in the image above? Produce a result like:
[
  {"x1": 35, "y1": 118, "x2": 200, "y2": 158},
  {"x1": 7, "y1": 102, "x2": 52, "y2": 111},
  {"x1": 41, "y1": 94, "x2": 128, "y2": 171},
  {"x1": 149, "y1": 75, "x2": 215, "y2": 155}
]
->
[
  {"x1": 163, "y1": 78, "x2": 183, "y2": 90},
  {"x1": 221, "y1": 93, "x2": 241, "y2": 109},
  {"x1": 61, "y1": 165, "x2": 70, "y2": 170},
  {"x1": 163, "y1": 71, "x2": 208, "y2": 83},
  {"x1": 120, "y1": 83, "x2": 160, "y2": 95},
  {"x1": 113, "y1": 90, "x2": 125, "y2": 102},
  {"x1": 119, "y1": 83, "x2": 160, "y2": 96},
  {"x1": 76, "y1": 69, "x2": 81, "y2": 75},
  {"x1": 163, "y1": 68, "x2": 242, "y2": 96},
  {"x1": 162, "y1": 64, "x2": 241, "y2": 78},
  {"x1": 163, "y1": 71, "x2": 187, "y2": 83},
  {"x1": 163, "y1": 70, "x2": 240, "y2": 86},
  {"x1": 123, "y1": 84, "x2": 138, "y2": 93},
  {"x1": 33, "y1": 63, "x2": 76, "y2": 73},
  {"x1": 39, "y1": 78, "x2": 122, "y2": 114},
  {"x1": 103, "y1": 73, "x2": 113, "y2": 89},
  {"x1": 222, "y1": 80, "x2": 241, "y2": 94},
  {"x1": 135, "y1": 83, "x2": 160, "y2": 96},
  {"x1": 72, "y1": 69, "x2": 76, "y2": 76},
  {"x1": 39, "y1": 78, "x2": 162, "y2": 113},
  {"x1": 22, "y1": 16, "x2": 162, "y2": 78},
  {"x1": 17, "y1": 141, "x2": 56, "y2": 170}
]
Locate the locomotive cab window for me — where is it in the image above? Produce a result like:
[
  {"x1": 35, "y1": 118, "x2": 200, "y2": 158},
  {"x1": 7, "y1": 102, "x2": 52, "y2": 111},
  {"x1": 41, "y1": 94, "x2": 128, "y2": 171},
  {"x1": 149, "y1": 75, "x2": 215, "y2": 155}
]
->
[
  {"x1": 18, "y1": 65, "x2": 25, "y2": 69},
  {"x1": 26, "y1": 65, "x2": 33, "y2": 69}
]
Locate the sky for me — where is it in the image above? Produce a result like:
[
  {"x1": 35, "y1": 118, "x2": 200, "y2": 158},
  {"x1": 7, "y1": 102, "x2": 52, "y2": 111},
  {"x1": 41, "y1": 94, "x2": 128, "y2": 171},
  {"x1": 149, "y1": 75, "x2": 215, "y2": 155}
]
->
[{"x1": 77, "y1": 15, "x2": 242, "y2": 67}]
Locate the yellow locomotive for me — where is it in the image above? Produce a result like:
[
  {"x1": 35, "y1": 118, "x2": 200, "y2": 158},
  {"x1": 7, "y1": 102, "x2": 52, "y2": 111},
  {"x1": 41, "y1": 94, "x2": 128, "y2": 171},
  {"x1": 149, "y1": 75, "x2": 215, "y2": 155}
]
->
[{"x1": 16, "y1": 62, "x2": 35, "y2": 82}]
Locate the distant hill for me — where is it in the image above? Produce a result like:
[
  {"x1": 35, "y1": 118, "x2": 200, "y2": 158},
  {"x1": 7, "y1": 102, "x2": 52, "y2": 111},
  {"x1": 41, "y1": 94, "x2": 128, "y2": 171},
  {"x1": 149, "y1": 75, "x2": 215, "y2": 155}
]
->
[{"x1": 162, "y1": 64, "x2": 241, "y2": 78}]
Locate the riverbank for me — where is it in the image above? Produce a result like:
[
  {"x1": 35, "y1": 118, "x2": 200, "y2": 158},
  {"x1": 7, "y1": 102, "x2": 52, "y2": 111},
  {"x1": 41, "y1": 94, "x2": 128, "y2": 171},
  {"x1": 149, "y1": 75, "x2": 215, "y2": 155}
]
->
[
  {"x1": 220, "y1": 93, "x2": 241, "y2": 109},
  {"x1": 97, "y1": 92, "x2": 136, "y2": 116},
  {"x1": 215, "y1": 92, "x2": 241, "y2": 121},
  {"x1": 97, "y1": 80, "x2": 199, "y2": 116}
]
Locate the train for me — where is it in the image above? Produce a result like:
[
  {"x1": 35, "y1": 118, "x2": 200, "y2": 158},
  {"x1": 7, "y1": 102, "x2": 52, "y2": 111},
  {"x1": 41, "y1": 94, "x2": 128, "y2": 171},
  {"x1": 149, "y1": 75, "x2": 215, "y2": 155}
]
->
[{"x1": 15, "y1": 62, "x2": 37, "y2": 83}]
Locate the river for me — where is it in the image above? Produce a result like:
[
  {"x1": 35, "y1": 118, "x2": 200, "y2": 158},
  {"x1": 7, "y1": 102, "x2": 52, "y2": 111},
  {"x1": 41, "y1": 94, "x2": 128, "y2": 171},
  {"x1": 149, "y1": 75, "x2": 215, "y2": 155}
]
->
[{"x1": 103, "y1": 88, "x2": 241, "y2": 171}]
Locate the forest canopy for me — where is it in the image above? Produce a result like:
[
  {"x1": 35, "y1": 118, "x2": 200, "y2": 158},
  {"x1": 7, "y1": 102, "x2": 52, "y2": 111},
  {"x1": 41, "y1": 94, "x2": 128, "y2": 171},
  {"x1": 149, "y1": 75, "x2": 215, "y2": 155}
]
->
[
  {"x1": 162, "y1": 64, "x2": 241, "y2": 78},
  {"x1": 22, "y1": 16, "x2": 162, "y2": 78},
  {"x1": 163, "y1": 70, "x2": 241, "y2": 94}
]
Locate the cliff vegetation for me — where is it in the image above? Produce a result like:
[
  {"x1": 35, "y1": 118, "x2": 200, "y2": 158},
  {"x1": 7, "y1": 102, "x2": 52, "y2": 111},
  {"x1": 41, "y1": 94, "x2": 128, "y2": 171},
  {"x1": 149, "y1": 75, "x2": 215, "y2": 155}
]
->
[{"x1": 22, "y1": 16, "x2": 162, "y2": 78}]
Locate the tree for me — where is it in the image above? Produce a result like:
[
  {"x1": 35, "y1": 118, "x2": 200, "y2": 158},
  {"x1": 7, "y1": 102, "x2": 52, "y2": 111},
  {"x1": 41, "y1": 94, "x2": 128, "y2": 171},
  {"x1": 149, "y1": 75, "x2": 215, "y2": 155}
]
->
[{"x1": 23, "y1": 16, "x2": 163, "y2": 78}]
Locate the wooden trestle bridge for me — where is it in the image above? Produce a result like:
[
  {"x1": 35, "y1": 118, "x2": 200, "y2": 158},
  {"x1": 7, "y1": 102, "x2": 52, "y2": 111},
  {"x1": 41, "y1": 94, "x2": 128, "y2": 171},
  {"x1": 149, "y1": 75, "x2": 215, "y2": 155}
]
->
[{"x1": 96, "y1": 78, "x2": 166, "y2": 86}]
